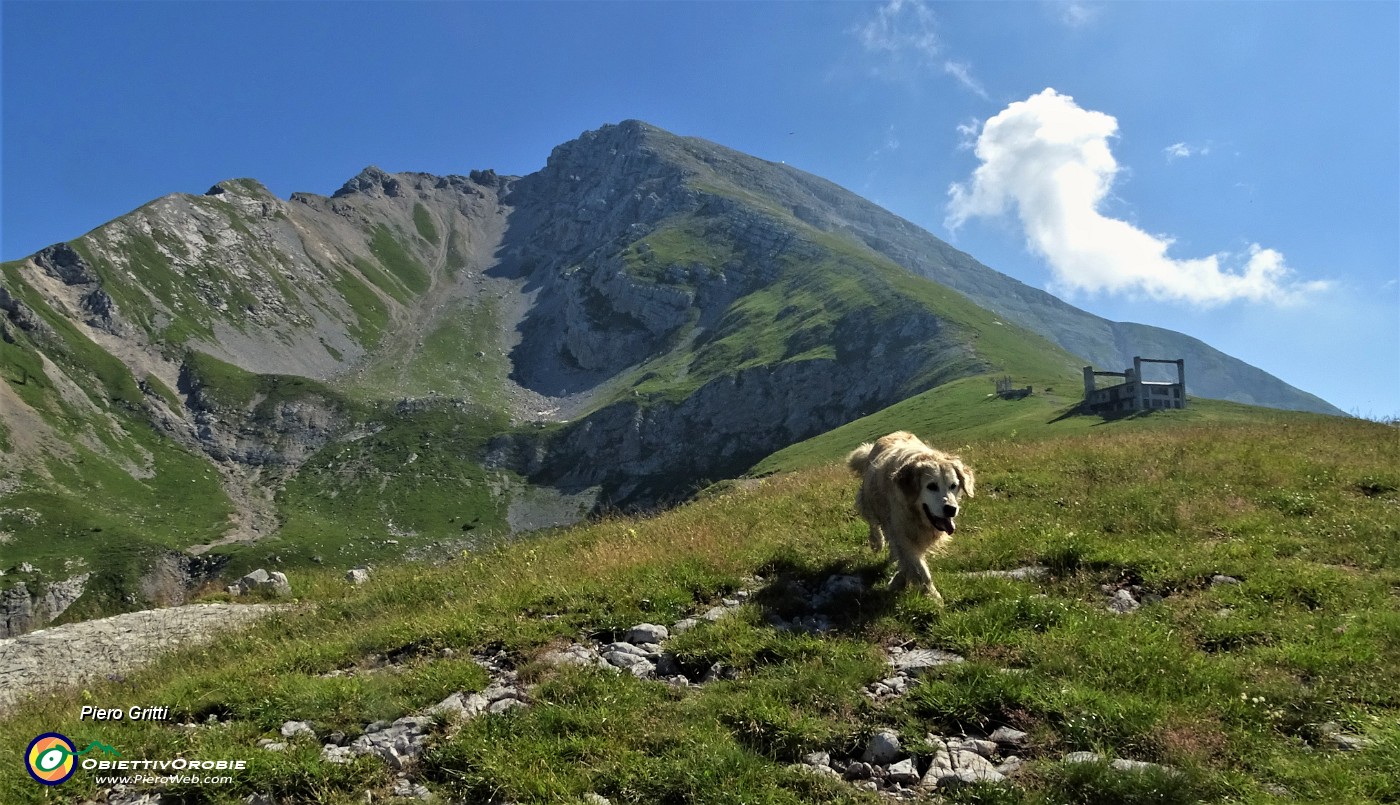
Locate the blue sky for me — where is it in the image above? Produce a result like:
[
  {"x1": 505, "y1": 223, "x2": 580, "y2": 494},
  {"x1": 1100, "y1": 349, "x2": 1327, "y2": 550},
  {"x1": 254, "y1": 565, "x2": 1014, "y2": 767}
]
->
[{"x1": 3, "y1": 1, "x2": 1396, "y2": 416}]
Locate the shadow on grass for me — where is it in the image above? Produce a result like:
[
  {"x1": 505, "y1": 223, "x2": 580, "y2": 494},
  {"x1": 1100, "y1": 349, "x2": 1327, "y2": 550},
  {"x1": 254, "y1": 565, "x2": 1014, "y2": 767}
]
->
[
  {"x1": 748, "y1": 554, "x2": 913, "y2": 637},
  {"x1": 1046, "y1": 405, "x2": 1166, "y2": 427}
]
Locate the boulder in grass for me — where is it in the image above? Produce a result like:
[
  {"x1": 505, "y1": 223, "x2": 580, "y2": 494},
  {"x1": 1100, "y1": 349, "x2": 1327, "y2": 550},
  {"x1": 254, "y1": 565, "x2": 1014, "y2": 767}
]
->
[{"x1": 237, "y1": 568, "x2": 291, "y2": 597}]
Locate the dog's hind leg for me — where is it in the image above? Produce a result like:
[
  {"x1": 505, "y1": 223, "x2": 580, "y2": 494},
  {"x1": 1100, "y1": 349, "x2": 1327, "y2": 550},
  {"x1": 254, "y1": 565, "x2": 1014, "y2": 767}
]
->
[
  {"x1": 867, "y1": 522, "x2": 885, "y2": 553},
  {"x1": 856, "y1": 488, "x2": 885, "y2": 552}
]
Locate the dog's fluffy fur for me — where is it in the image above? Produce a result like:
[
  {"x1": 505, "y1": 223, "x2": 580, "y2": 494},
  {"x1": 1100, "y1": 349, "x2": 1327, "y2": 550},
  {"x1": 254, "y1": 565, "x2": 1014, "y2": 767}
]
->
[{"x1": 847, "y1": 431, "x2": 975, "y2": 603}]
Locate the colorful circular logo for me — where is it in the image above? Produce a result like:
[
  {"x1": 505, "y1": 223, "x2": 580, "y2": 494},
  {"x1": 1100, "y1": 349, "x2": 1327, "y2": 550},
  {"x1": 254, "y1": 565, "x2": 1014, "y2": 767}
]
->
[{"x1": 26, "y1": 733, "x2": 77, "y2": 785}]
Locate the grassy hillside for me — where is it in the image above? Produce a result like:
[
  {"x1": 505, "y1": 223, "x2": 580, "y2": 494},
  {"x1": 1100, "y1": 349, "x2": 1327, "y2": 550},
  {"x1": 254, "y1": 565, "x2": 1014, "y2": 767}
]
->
[
  {"x1": 0, "y1": 261, "x2": 236, "y2": 617},
  {"x1": 3, "y1": 415, "x2": 1395, "y2": 804},
  {"x1": 752, "y1": 374, "x2": 1337, "y2": 476}
]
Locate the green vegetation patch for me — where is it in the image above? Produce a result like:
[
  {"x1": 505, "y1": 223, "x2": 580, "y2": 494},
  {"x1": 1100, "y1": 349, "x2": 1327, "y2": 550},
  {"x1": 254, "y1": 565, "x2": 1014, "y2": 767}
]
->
[
  {"x1": 180, "y1": 350, "x2": 345, "y2": 417},
  {"x1": 369, "y1": 225, "x2": 431, "y2": 297},
  {"x1": 413, "y1": 203, "x2": 440, "y2": 245},
  {"x1": 622, "y1": 215, "x2": 735, "y2": 284},
  {"x1": 343, "y1": 299, "x2": 509, "y2": 409},
  {"x1": 329, "y1": 267, "x2": 390, "y2": 349},
  {"x1": 247, "y1": 404, "x2": 513, "y2": 574}
]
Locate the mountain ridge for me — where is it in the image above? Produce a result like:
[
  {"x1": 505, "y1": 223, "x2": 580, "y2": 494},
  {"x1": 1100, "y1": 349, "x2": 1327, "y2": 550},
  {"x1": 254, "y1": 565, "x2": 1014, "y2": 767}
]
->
[{"x1": 0, "y1": 119, "x2": 1344, "y2": 634}]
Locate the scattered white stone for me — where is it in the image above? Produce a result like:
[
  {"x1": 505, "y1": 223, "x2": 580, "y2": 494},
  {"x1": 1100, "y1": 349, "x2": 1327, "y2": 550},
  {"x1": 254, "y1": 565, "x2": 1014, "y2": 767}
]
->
[
  {"x1": 538, "y1": 643, "x2": 612, "y2": 671},
  {"x1": 963, "y1": 566, "x2": 1049, "y2": 581},
  {"x1": 888, "y1": 647, "x2": 964, "y2": 675},
  {"x1": 583, "y1": 794, "x2": 611, "y2": 805},
  {"x1": 429, "y1": 692, "x2": 488, "y2": 720},
  {"x1": 862, "y1": 729, "x2": 903, "y2": 764},
  {"x1": 947, "y1": 737, "x2": 998, "y2": 759},
  {"x1": 321, "y1": 744, "x2": 356, "y2": 764},
  {"x1": 886, "y1": 758, "x2": 921, "y2": 785},
  {"x1": 700, "y1": 606, "x2": 730, "y2": 622},
  {"x1": 1063, "y1": 751, "x2": 1104, "y2": 764},
  {"x1": 345, "y1": 567, "x2": 371, "y2": 585},
  {"x1": 670, "y1": 617, "x2": 701, "y2": 634},
  {"x1": 391, "y1": 778, "x2": 432, "y2": 800},
  {"x1": 1210, "y1": 574, "x2": 1241, "y2": 586},
  {"x1": 1111, "y1": 758, "x2": 1180, "y2": 775},
  {"x1": 802, "y1": 751, "x2": 831, "y2": 767},
  {"x1": 790, "y1": 762, "x2": 840, "y2": 778},
  {"x1": 625, "y1": 623, "x2": 668, "y2": 644},
  {"x1": 1320, "y1": 722, "x2": 1372, "y2": 751},
  {"x1": 988, "y1": 726, "x2": 1029, "y2": 749},
  {"x1": 996, "y1": 756, "x2": 1024, "y2": 777},
  {"x1": 236, "y1": 568, "x2": 292, "y2": 597},
  {"x1": 921, "y1": 746, "x2": 1006, "y2": 789},
  {"x1": 280, "y1": 720, "x2": 315, "y2": 739},
  {"x1": 1107, "y1": 589, "x2": 1140, "y2": 614},
  {"x1": 488, "y1": 698, "x2": 525, "y2": 714},
  {"x1": 602, "y1": 650, "x2": 654, "y2": 678}
]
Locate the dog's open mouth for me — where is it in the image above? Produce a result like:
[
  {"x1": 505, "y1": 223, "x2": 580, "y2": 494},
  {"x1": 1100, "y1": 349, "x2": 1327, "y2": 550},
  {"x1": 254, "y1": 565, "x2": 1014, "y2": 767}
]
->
[{"x1": 922, "y1": 503, "x2": 955, "y2": 534}]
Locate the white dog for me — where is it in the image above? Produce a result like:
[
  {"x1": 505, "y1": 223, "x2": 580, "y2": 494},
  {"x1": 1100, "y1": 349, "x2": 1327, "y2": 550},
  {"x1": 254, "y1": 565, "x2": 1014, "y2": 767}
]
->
[{"x1": 847, "y1": 431, "x2": 975, "y2": 603}]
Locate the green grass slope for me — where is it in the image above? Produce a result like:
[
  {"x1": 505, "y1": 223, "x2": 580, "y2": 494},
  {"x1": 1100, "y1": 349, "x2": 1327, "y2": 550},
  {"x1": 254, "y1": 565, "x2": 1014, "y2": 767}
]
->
[
  {"x1": 537, "y1": 181, "x2": 1087, "y2": 448},
  {"x1": 751, "y1": 374, "x2": 1339, "y2": 476},
  {"x1": 0, "y1": 262, "x2": 235, "y2": 616},
  {"x1": 3, "y1": 416, "x2": 1395, "y2": 804}
]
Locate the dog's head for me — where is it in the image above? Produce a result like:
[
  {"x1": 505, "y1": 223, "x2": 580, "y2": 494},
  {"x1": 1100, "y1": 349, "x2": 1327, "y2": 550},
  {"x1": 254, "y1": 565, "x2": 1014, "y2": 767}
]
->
[{"x1": 896, "y1": 457, "x2": 975, "y2": 534}]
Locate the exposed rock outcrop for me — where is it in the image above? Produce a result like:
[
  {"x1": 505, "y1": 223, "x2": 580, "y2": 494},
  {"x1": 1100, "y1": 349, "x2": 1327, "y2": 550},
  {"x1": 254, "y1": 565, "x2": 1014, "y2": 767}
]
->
[{"x1": 1, "y1": 573, "x2": 90, "y2": 637}]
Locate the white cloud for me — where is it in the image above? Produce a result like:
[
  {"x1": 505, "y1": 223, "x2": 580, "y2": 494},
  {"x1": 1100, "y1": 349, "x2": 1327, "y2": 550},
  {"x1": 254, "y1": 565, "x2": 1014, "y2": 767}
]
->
[
  {"x1": 1056, "y1": 1, "x2": 1102, "y2": 28},
  {"x1": 943, "y1": 60, "x2": 990, "y2": 100},
  {"x1": 955, "y1": 118, "x2": 980, "y2": 151},
  {"x1": 1165, "y1": 141, "x2": 1211, "y2": 160},
  {"x1": 856, "y1": 0, "x2": 939, "y2": 65},
  {"x1": 946, "y1": 89, "x2": 1331, "y2": 307},
  {"x1": 868, "y1": 125, "x2": 901, "y2": 161},
  {"x1": 853, "y1": 1, "x2": 989, "y2": 99}
]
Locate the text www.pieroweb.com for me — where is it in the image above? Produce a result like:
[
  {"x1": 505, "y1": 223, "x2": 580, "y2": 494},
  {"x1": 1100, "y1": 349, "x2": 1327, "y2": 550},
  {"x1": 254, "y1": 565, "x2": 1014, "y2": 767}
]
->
[{"x1": 92, "y1": 773, "x2": 234, "y2": 786}]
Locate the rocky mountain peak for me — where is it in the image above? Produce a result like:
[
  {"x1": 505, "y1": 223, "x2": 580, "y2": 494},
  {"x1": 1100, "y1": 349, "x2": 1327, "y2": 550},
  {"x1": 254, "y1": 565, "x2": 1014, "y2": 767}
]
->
[
  {"x1": 333, "y1": 165, "x2": 403, "y2": 199},
  {"x1": 204, "y1": 178, "x2": 274, "y2": 198}
]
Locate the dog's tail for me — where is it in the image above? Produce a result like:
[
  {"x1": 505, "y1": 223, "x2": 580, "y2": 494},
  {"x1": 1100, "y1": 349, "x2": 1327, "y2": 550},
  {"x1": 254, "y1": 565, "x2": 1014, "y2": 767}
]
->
[{"x1": 845, "y1": 442, "x2": 875, "y2": 475}]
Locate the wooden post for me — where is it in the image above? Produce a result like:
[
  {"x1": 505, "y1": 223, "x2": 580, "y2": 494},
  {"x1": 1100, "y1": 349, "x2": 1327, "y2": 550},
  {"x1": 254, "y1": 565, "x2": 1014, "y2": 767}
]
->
[
  {"x1": 1177, "y1": 358, "x2": 1186, "y2": 409},
  {"x1": 1132, "y1": 357, "x2": 1145, "y2": 411}
]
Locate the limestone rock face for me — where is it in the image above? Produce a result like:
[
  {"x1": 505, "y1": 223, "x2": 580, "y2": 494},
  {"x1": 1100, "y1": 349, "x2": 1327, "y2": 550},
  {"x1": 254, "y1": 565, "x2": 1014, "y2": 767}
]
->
[{"x1": 1, "y1": 573, "x2": 90, "y2": 637}]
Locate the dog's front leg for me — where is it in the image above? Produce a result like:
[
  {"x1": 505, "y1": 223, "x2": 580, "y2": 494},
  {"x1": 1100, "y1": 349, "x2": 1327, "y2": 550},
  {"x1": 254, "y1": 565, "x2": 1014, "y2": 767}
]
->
[{"x1": 904, "y1": 553, "x2": 943, "y2": 606}]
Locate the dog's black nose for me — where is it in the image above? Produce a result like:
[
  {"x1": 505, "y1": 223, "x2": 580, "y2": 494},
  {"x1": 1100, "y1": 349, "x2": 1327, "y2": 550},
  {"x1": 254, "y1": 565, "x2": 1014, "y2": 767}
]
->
[{"x1": 943, "y1": 504, "x2": 958, "y2": 517}]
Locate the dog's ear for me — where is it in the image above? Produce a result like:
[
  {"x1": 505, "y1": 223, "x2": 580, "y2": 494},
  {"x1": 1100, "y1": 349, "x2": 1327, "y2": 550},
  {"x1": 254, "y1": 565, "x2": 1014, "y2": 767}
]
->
[
  {"x1": 954, "y1": 461, "x2": 976, "y2": 497},
  {"x1": 895, "y1": 464, "x2": 923, "y2": 499}
]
